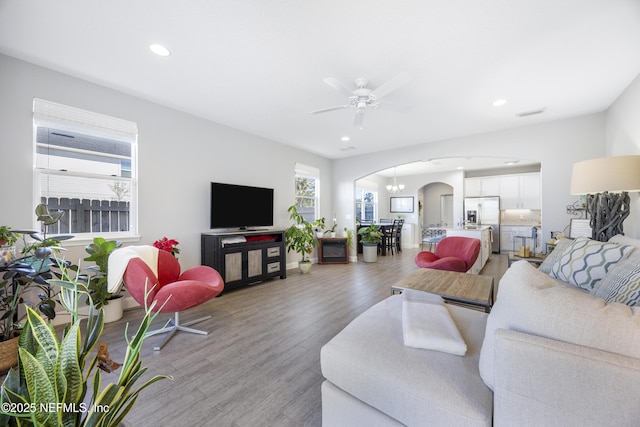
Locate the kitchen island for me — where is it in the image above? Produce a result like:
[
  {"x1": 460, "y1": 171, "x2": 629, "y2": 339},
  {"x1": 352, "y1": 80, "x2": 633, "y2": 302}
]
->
[{"x1": 445, "y1": 226, "x2": 492, "y2": 274}]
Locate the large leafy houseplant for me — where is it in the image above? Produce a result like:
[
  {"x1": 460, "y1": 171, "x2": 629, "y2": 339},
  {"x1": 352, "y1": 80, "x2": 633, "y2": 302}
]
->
[
  {"x1": 0, "y1": 262, "x2": 171, "y2": 426},
  {"x1": 82, "y1": 237, "x2": 122, "y2": 309},
  {"x1": 357, "y1": 224, "x2": 383, "y2": 245},
  {"x1": 1, "y1": 205, "x2": 74, "y2": 343},
  {"x1": 285, "y1": 205, "x2": 317, "y2": 269}
]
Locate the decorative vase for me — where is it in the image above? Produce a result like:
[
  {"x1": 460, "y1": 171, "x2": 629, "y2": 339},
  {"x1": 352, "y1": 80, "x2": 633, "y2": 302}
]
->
[
  {"x1": 362, "y1": 243, "x2": 378, "y2": 263},
  {"x1": 0, "y1": 335, "x2": 20, "y2": 373},
  {"x1": 103, "y1": 296, "x2": 124, "y2": 323},
  {"x1": 298, "y1": 260, "x2": 312, "y2": 274}
]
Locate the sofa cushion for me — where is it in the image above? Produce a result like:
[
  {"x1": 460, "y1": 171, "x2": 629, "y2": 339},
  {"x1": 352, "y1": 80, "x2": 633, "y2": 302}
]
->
[
  {"x1": 538, "y1": 237, "x2": 573, "y2": 274},
  {"x1": 548, "y1": 237, "x2": 634, "y2": 290},
  {"x1": 321, "y1": 295, "x2": 492, "y2": 427},
  {"x1": 493, "y1": 329, "x2": 640, "y2": 427},
  {"x1": 592, "y1": 253, "x2": 640, "y2": 306},
  {"x1": 479, "y1": 260, "x2": 640, "y2": 390}
]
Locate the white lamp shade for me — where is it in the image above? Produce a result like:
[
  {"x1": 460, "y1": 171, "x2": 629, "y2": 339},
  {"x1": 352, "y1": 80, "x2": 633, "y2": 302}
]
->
[{"x1": 570, "y1": 155, "x2": 640, "y2": 195}]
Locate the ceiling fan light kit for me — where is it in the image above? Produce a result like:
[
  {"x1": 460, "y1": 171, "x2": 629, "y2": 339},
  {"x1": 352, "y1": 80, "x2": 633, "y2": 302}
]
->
[{"x1": 311, "y1": 72, "x2": 410, "y2": 129}]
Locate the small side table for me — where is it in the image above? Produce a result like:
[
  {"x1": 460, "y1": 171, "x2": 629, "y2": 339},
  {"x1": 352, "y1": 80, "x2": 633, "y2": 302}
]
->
[{"x1": 508, "y1": 252, "x2": 546, "y2": 268}]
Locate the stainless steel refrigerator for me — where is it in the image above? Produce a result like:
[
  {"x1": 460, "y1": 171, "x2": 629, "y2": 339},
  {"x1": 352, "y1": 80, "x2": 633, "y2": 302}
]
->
[{"x1": 464, "y1": 196, "x2": 500, "y2": 253}]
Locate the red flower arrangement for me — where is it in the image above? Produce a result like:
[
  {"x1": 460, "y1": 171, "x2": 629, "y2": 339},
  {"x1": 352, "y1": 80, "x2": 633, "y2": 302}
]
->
[{"x1": 153, "y1": 237, "x2": 180, "y2": 257}]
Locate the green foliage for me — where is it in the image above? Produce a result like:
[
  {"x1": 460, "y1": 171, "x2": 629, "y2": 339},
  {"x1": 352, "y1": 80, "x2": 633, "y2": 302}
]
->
[
  {"x1": 0, "y1": 226, "x2": 18, "y2": 246},
  {"x1": 285, "y1": 205, "x2": 317, "y2": 263},
  {"x1": 357, "y1": 224, "x2": 383, "y2": 245},
  {"x1": 0, "y1": 263, "x2": 171, "y2": 426},
  {"x1": 83, "y1": 238, "x2": 122, "y2": 309},
  {"x1": 1, "y1": 204, "x2": 75, "y2": 341},
  {"x1": 343, "y1": 227, "x2": 354, "y2": 249}
]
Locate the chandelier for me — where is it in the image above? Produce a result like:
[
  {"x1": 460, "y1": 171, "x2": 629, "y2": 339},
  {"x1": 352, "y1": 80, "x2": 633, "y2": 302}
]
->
[{"x1": 386, "y1": 168, "x2": 405, "y2": 193}]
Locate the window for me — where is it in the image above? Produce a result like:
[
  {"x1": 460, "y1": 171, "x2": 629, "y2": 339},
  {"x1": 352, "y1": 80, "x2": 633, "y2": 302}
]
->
[
  {"x1": 355, "y1": 187, "x2": 378, "y2": 223},
  {"x1": 294, "y1": 163, "x2": 319, "y2": 223},
  {"x1": 33, "y1": 98, "x2": 138, "y2": 238}
]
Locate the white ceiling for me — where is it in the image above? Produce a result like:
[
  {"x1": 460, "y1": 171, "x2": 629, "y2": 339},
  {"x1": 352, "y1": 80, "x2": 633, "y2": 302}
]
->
[{"x1": 1, "y1": 0, "x2": 640, "y2": 161}]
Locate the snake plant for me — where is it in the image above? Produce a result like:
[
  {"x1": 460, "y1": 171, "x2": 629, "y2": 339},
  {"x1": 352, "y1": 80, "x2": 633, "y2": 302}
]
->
[{"x1": 0, "y1": 263, "x2": 171, "y2": 426}]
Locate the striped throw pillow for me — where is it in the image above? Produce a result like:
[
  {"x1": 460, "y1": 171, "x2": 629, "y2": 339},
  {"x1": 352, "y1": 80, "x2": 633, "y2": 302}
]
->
[
  {"x1": 549, "y1": 237, "x2": 635, "y2": 290},
  {"x1": 592, "y1": 254, "x2": 640, "y2": 306}
]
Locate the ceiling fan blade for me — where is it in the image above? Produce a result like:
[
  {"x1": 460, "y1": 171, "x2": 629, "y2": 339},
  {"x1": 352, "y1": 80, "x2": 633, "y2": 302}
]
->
[
  {"x1": 323, "y1": 77, "x2": 354, "y2": 98},
  {"x1": 311, "y1": 105, "x2": 350, "y2": 114},
  {"x1": 354, "y1": 110, "x2": 365, "y2": 129},
  {"x1": 371, "y1": 72, "x2": 411, "y2": 99}
]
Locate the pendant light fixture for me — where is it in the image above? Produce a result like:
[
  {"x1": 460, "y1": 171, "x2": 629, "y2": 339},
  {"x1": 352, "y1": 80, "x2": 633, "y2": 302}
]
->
[{"x1": 386, "y1": 167, "x2": 405, "y2": 193}]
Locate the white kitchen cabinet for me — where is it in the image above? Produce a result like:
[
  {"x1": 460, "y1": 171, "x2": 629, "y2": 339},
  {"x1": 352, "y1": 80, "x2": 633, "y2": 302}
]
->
[
  {"x1": 499, "y1": 173, "x2": 540, "y2": 209},
  {"x1": 464, "y1": 177, "x2": 500, "y2": 197}
]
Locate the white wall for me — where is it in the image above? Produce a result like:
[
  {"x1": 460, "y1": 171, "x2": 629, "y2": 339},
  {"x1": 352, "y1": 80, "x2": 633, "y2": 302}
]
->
[
  {"x1": 606, "y1": 73, "x2": 640, "y2": 238},
  {"x1": 0, "y1": 54, "x2": 333, "y2": 268},
  {"x1": 333, "y1": 114, "x2": 607, "y2": 245}
]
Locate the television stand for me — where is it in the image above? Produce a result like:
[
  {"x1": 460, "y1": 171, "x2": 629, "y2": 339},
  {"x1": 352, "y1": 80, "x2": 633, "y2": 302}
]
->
[{"x1": 201, "y1": 230, "x2": 286, "y2": 291}]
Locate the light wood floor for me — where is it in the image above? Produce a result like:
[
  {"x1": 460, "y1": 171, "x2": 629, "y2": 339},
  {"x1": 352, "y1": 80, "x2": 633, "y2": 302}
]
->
[{"x1": 97, "y1": 249, "x2": 508, "y2": 427}]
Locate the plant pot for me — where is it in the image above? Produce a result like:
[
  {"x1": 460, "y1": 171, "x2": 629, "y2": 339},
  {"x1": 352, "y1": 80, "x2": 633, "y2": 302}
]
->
[
  {"x1": 362, "y1": 243, "x2": 378, "y2": 263},
  {"x1": 0, "y1": 245, "x2": 15, "y2": 268},
  {"x1": 298, "y1": 260, "x2": 312, "y2": 274},
  {"x1": 103, "y1": 296, "x2": 124, "y2": 323},
  {"x1": 0, "y1": 335, "x2": 20, "y2": 373},
  {"x1": 330, "y1": 232, "x2": 336, "y2": 238}
]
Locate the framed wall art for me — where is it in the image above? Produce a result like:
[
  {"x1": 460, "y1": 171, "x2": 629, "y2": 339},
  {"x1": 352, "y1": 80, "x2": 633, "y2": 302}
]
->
[{"x1": 390, "y1": 196, "x2": 414, "y2": 213}]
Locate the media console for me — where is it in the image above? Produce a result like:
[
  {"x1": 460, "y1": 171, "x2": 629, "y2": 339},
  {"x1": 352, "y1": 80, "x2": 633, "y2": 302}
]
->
[{"x1": 201, "y1": 230, "x2": 286, "y2": 291}]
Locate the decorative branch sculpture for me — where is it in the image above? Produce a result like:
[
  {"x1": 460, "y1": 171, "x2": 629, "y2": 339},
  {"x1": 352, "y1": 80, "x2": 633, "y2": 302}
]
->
[{"x1": 587, "y1": 191, "x2": 630, "y2": 242}]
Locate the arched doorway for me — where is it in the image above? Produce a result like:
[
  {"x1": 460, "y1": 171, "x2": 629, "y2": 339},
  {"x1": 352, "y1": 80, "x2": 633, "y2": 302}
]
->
[{"x1": 419, "y1": 182, "x2": 454, "y2": 228}]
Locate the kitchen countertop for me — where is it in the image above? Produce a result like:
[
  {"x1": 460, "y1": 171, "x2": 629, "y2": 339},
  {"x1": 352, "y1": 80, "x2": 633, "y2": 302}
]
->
[{"x1": 446, "y1": 225, "x2": 492, "y2": 231}]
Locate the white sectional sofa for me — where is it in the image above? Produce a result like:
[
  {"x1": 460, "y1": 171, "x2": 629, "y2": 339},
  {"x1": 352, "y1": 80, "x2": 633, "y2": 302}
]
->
[{"x1": 321, "y1": 236, "x2": 640, "y2": 426}]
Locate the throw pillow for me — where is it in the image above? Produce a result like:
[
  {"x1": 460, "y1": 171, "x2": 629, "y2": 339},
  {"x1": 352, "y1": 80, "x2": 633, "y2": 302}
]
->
[
  {"x1": 592, "y1": 254, "x2": 640, "y2": 306},
  {"x1": 549, "y1": 237, "x2": 634, "y2": 290},
  {"x1": 538, "y1": 237, "x2": 573, "y2": 274},
  {"x1": 479, "y1": 260, "x2": 640, "y2": 391},
  {"x1": 609, "y1": 234, "x2": 640, "y2": 251}
]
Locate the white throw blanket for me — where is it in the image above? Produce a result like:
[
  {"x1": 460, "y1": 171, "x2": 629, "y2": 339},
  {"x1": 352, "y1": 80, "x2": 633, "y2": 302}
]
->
[
  {"x1": 107, "y1": 245, "x2": 159, "y2": 294},
  {"x1": 402, "y1": 289, "x2": 467, "y2": 356}
]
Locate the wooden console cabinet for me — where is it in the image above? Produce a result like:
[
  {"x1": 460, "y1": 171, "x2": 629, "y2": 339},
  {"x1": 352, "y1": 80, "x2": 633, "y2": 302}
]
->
[{"x1": 201, "y1": 230, "x2": 286, "y2": 291}]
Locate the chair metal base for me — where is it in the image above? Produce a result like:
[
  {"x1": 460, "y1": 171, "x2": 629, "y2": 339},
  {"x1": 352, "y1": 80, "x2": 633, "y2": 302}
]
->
[{"x1": 145, "y1": 311, "x2": 211, "y2": 351}]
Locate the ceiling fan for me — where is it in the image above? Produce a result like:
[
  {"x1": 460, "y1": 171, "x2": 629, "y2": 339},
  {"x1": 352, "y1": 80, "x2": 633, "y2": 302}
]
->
[{"x1": 311, "y1": 72, "x2": 411, "y2": 129}]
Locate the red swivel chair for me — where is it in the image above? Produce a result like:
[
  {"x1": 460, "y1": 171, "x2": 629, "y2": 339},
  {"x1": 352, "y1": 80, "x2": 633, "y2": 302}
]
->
[
  {"x1": 414, "y1": 236, "x2": 481, "y2": 273},
  {"x1": 122, "y1": 248, "x2": 224, "y2": 350}
]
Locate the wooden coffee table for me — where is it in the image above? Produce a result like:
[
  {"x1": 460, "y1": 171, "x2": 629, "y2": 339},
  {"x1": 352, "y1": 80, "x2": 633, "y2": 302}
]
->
[{"x1": 391, "y1": 268, "x2": 494, "y2": 312}]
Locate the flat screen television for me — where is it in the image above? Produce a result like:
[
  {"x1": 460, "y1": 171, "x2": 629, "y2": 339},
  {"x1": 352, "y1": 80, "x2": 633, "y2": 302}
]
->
[{"x1": 210, "y1": 182, "x2": 274, "y2": 229}]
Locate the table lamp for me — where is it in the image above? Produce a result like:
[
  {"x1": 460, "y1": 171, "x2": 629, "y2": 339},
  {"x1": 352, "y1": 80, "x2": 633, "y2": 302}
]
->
[{"x1": 570, "y1": 155, "x2": 640, "y2": 241}]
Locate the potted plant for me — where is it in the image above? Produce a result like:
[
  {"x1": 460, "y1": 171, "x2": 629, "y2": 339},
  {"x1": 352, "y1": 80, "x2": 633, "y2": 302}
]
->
[
  {"x1": 0, "y1": 205, "x2": 74, "y2": 373},
  {"x1": 343, "y1": 227, "x2": 354, "y2": 250},
  {"x1": 285, "y1": 205, "x2": 317, "y2": 274},
  {"x1": 324, "y1": 219, "x2": 338, "y2": 238},
  {"x1": 0, "y1": 262, "x2": 170, "y2": 426},
  {"x1": 82, "y1": 237, "x2": 123, "y2": 323},
  {"x1": 0, "y1": 226, "x2": 18, "y2": 269},
  {"x1": 358, "y1": 224, "x2": 383, "y2": 263},
  {"x1": 153, "y1": 237, "x2": 180, "y2": 257},
  {"x1": 313, "y1": 217, "x2": 326, "y2": 238}
]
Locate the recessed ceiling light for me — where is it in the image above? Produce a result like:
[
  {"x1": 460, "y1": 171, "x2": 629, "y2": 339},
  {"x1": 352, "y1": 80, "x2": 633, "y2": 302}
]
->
[
  {"x1": 505, "y1": 160, "x2": 520, "y2": 165},
  {"x1": 492, "y1": 99, "x2": 507, "y2": 107},
  {"x1": 457, "y1": 166, "x2": 464, "y2": 170},
  {"x1": 341, "y1": 136, "x2": 350, "y2": 142},
  {"x1": 149, "y1": 44, "x2": 171, "y2": 57}
]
